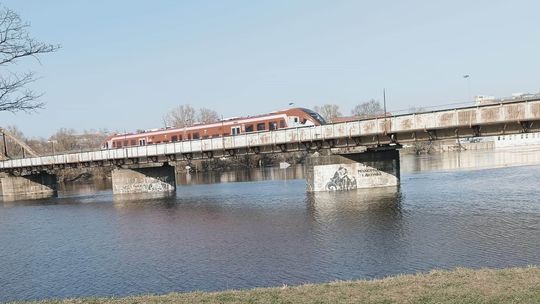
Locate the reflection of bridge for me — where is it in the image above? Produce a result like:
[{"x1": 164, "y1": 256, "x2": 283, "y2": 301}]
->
[{"x1": 2, "y1": 97, "x2": 540, "y2": 200}]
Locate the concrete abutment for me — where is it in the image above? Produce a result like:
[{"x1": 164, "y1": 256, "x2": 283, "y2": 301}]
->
[
  {"x1": 306, "y1": 149, "x2": 400, "y2": 192},
  {"x1": 0, "y1": 172, "x2": 58, "y2": 201},
  {"x1": 111, "y1": 164, "x2": 177, "y2": 195}
]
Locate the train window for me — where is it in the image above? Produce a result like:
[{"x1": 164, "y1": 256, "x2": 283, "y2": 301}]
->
[
  {"x1": 130, "y1": 140, "x2": 136, "y2": 146},
  {"x1": 193, "y1": 133, "x2": 200, "y2": 139},
  {"x1": 269, "y1": 121, "x2": 277, "y2": 131},
  {"x1": 245, "y1": 124, "x2": 254, "y2": 132},
  {"x1": 139, "y1": 139, "x2": 146, "y2": 146},
  {"x1": 178, "y1": 135, "x2": 183, "y2": 141},
  {"x1": 231, "y1": 127, "x2": 240, "y2": 135},
  {"x1": 171, "y1": 135, "x2": 178, "y2": 142},
  {"x1": 280, "y1": 120, "x2": 286, "y2": 128},
  {"x1": 257, "y1": 123, "x2": 265, "y2": 131}
]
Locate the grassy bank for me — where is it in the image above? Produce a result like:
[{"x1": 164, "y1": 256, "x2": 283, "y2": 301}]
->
[{"x1": 20, "y1": 266, "x2": 540, "y2": 304}]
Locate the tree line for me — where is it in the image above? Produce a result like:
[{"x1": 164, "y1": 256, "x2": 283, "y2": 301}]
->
[
  {"x1": 163, "y1": 105, "x2": 220, "y2": 128},
  {"x1": 314, "y1": 99, "x2": 387, "y2": 123}
]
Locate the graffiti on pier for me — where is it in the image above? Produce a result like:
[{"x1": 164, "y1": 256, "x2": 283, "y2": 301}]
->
[{"x1": 325, "y1": 166, "x2": 357, "y2": 191}]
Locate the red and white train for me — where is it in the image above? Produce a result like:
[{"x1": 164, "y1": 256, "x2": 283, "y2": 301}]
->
[{"x1": 102, "y1": 108, "x2": 326, "y2": 149}]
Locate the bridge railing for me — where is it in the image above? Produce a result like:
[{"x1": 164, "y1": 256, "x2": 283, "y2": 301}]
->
[{"x1": 2, "y1": 98, "x2": 540, "y2": 170}]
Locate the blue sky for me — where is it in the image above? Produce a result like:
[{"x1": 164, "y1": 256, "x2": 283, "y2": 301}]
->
[{"x1": 2, "y1": 0, "x2": 540, "y2": 137}]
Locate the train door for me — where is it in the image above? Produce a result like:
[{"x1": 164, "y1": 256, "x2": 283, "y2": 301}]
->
[
  {"x1": 288, "y1": 116, "x2": 300, "y2": 127},
  {"x1": 139, "y1": 138, "x2": 146, "y2": 146},
  {"x1": 231, "y1": 126, "x2": 241, "y2": 135}
]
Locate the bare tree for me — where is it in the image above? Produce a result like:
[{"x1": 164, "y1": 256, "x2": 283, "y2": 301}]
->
[
  {"x1": 46, "y1": 128, "x2": 109, "y2": 153},
  {"x1": 164, "y1": 104, "x2": 196, "y2": 128},
  {"x1": 0, "y1": 7, "x2": 59, "y2": 112},
  {"x1": 198, "y1": 107, "x2": 219, "y2": 124},
  {"x1": 412, "y1": 140, "x2": 433, "y2": 155},
  {"x1": 49, "y1": 128, "x2": 78, "y2": 152},
  {"x1": 408, "y1": 106, "x2": 425, "y2": 113},
  {"x1": 81, "y1": 129, "x2": 109, "y2": 149},
  {"x1": 314, "y1": 104, "x2": 342, "y2": 123},
  {"x1": 5, "y1": 125, "x2": 23, "y2": 139},
  {"x1": 351, "y1": 99, "x2": 384, "y2": 118}
]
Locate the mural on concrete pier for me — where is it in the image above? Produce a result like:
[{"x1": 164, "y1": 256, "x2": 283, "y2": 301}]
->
[
  {"x1": 312, "y1": 163, "x2": 398, "y2": 192},
  {"x1": 325, "y1": 166, "x2": 357, "y2": 191}
]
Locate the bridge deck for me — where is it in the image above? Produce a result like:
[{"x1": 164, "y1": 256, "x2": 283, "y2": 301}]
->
[{"x1": 2, "y1": 98, "x2": 540, "y2": 170}]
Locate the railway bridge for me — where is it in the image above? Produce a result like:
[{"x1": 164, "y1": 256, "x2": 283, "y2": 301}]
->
[{"x1": 2, "y1": 97, "x2": 540, "y2": 200}]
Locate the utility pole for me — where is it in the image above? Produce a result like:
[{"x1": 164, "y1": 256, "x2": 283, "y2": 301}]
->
[
  {"x1": 383, "y1": 88, "x2": 387, "y2": 117},
  {"x1": 383, "y1": 88, "x2": 388, "y2": 135},
  {"x1": 2, "y1": 132, "x2": 8, "y2": 158}
]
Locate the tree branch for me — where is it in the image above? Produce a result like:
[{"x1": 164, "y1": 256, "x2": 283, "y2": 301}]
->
[{"x1": 0, "y1": 6, "x2": 59, "y2": 113}]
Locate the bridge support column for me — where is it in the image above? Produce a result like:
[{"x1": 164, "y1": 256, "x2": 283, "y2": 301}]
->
[
  {"x1": 0, "y1": 172, "x2": 58, "y2": 201},
  {"x1": 305, "y1": 148, "x2": 400, "y2": 192},
  {"x1": 112, "y1": 164, "x2": 176, "y2": 195}
]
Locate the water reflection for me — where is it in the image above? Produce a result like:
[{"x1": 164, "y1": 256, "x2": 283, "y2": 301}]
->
[
  {"x1": 401, "y1": 146, "x2": 540, "y2": 173},
  {"x1": 112, "y1": 192, "x2": 177, "y2": 205},
  {"x1": 178, "y1": 166, "x2": 305, "y2": 185},
  {"x1": 305, "y1": 186, "x2": 409, "y2": 279},
  {"x1": 307, "y1": 186, "x2": 402, "y2": 215}
]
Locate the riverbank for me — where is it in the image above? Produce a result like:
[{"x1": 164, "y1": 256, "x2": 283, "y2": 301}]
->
[{"x1": 19, "y1": 266, "x2": 540, "y2": 304}]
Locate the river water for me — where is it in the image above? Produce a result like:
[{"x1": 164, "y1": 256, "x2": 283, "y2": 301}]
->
[{"x1": 1, "y1": 148, "x2": 540, "y2": 301}]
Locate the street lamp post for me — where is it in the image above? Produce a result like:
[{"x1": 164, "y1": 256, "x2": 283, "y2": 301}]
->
[
  {"x1": 48, "y1": 140, "x2": 56, "y2": 156},
  {"x1": 463, "y1": 74, "x2": 471, "y2": 101}
]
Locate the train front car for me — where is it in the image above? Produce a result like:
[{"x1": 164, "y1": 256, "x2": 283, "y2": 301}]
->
[
  {"x1": 299, "y1": 108, "x2": 327, "y2": 125},
  {"x1": 280, "y1": 108, "x2": 327, "y2": 127}
]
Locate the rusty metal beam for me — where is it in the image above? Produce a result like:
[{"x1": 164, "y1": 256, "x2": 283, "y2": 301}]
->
[{"x1": 0, "y1": 127, "x2": 39, "y2": 158}]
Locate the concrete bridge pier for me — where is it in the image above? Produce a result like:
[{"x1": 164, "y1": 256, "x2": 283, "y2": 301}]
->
[
  {"x1": 0, "y1": 172, "x2": 58, "y2": 201},
  {"x1": 305, "y1": 147, "x2": 400, "y2": 192},
  {"x1": 112, "y1": 163, "x2": 177, "y2": 195}
]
